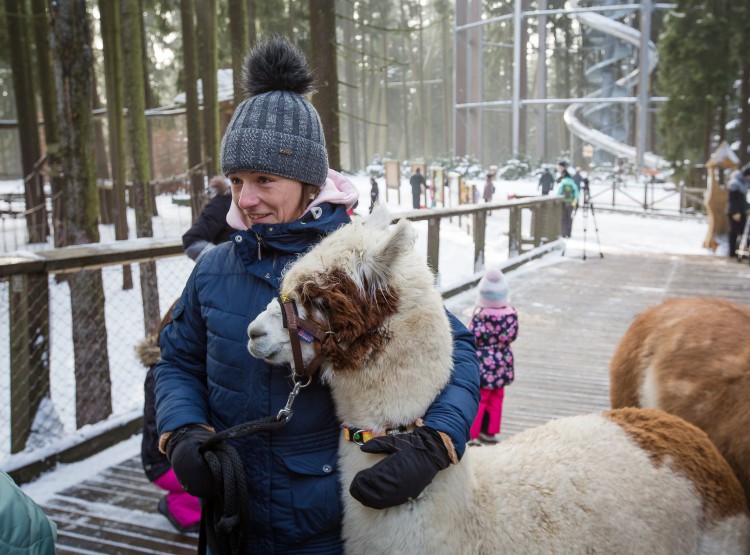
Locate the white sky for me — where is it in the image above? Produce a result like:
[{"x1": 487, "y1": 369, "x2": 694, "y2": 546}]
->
[{"x1": 5, "y1": 172, "x2": 720, "y2": 504}]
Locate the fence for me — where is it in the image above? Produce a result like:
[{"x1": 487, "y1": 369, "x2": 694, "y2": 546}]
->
[{"x1": 0, "y1": 196, "x2": 562, "y2": 483}]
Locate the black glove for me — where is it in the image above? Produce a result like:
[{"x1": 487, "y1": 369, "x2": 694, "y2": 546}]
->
[
  {"x1": 349, "y1": 426, "x2": 452, "y2": 510},
  {"x1": 165, "y1": 425, "x2": 217, "y2": 498}
]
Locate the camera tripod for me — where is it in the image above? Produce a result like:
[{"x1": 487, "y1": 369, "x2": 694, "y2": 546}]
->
[{"x1": 562, "y1": 187, "x2": 604, "y2": 260}]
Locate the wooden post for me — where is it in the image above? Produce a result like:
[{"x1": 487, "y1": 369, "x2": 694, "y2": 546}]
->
[
  {"x1": 427, "y1": 216, "x2": 440, "y2": 278},
  {"x1": 473, "y1": 210, "x2": 486, "y2": 273},
  {"x1": 508, "y1": 206, "x2": 521, "y2": 258},
  {"x1": 9, "y1": 272, "x2": 50, "y2": 453},
  {"x1": 532, "y1": 205, "x2": 544, "y2": 247}
]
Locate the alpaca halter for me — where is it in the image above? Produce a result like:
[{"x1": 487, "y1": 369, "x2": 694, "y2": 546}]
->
[
  {"x1": 278, "y1": 295, "x2": 329, "y2": 378},
  {"x1": 343, "y1": 425, "x2": 409, "y2": 446}
]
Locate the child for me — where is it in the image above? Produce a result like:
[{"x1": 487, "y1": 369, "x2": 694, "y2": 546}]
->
[
  {"x1": 137, "y1": 301, "x2": 201, "y2": 534},
  {"x1": 468, "y1": 268, "x2": 518, "y2": 446}
]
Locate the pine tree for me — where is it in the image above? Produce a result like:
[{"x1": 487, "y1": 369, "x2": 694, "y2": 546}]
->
[
  {"x1": 180, "y1": 0, "x2": 205, "y2": 221},
  {"x1": 657, "y1": 0, "x2": 735, "y2": 174},
  {"x1": 309, "y1": 0, "x2": 341, "y2": 170},
  {"x1": 122, "y1": 0, "x2": 161, "y2": 336},
  {"x1": 5, "y1": 0, "x2": 47, "y2": 242},
  {"x1": 49, "y1": 0, "x2": 112, "y2": 428}
]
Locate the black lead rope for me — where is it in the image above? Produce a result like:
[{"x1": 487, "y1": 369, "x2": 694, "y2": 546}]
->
[
  {"x1": 196, "y1": 376, "x2": 312, "y2": 555},
  {"x1": 196, "y1": 297, "x2": 322, "y2": 555}
]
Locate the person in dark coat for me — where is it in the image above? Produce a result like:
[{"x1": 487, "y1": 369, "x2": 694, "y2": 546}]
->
[
  {"x1": 369, "y1": 177, "x2": 379, "y2": 213},
  {"x1": 727, "y1": 165, "x2": 750, "y2": 257},
  {"x1": 138, "y1": 300, "x2": 201, "y2": 534},
  {"x1": 154, "y1": 36, "x2": 480, "y2": 554},
  {"x1": 181, "y1": 175, "x2": 234, "y2": 261},
  {"x1": 410, "y1": 168, "x2": 426, "y2": 209},
  {"x1": 482, "y1": 172, "x2": 495, "y2": 202},
  {"x1": 538, "y1": 168, "x2": 555, "y2": 195}
]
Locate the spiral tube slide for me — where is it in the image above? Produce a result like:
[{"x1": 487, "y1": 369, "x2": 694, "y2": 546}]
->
[{"x1": 563, "y1": 0, "x2": 667, "y2": 168}]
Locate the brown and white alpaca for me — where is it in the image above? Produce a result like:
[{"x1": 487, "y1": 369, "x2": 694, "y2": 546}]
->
[
  {"x1": 248, "y1": 208, "x2": 750, "y2": 554},
  {"x1": 610, "y1": 296, "x2": 750, "y2": 511}
]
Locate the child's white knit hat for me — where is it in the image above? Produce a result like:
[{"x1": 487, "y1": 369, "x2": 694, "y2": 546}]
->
[{"x1": 477, "y1": 268, "x2": 509, "y2": 308}]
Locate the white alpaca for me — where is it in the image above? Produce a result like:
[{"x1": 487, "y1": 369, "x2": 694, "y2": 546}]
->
[{"x1": 248, "y1": 207, "x2": 750, "y2": 555}]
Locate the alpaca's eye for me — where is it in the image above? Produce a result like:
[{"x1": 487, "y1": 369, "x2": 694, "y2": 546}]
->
[{"x1": 312, "y1": 297, "x2": 330, "y2": 312}]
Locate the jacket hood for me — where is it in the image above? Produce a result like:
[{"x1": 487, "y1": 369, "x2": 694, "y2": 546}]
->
[{"x1": 136, "y1": 335, "x2": 161, "y2": 367}]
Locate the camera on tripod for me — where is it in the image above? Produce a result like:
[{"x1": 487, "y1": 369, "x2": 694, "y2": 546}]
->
[{"x1": 580, "y1": 182, "x2": 591, "y2": 205}]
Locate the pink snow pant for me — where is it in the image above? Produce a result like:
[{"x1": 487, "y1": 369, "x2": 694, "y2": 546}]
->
[
  {"x1": 470, "y1": 387, "x2": 505, "y2": 439},
  {"x1": 154, "y1": 469, "x2": 201, "y2": 527}
]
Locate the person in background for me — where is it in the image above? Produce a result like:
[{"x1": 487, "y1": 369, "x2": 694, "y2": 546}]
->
[
  {"x1": 369, "y1": 176, "x2": 379, "y2": 214},
  {"x1": 0, "y1": 469, "x2": 56, "y2": 554},
  {"x1": 154, "y1": 36, "x2": 480, "y2": 554},
  {"x1": 467, "y1": 268, "x2": 518, "y2": 446},
  {"x1": 410, "y1": 167, "x2": 426, "y2": 209},
  {"x1": 726, "y1": 164, "x2": 750, "y2": 258},
  {"x1": 137, "y1": 300, "x2": 201, "y2": 534},
  {"x1": 556, "y1": 161, "x2": 579, "y2": 238},
  {"x1": 181, "y1": 175, "x2": 234, "y2": 261},
  {"x1": 483, "y1": 171, "x2": 495, "y2": 202},
  {"x1": 538, "y1": 167, "x2": 555, "y2": 195}
]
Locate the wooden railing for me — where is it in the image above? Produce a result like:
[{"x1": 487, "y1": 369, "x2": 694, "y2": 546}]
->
[{"x1": 0, "y1": 196, "x2": 562, "y2": 483}]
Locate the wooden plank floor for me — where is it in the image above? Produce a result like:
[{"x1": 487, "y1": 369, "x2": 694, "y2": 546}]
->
[{"x1": 46, "y1": 251, "x2": 750, "y2": 554}]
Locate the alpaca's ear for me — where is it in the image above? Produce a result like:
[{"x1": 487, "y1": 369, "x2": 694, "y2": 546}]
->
[
  {"x1": 365, "y1": 205, "x2": 392, "y2": 231},
  {"x1": 358, "y1": 218, "x2": 416, "y2": 291}
]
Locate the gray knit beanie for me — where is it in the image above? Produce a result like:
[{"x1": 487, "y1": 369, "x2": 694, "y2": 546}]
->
[{"x1": 220, "y1": 35, "x2": 328, "y2": 186}]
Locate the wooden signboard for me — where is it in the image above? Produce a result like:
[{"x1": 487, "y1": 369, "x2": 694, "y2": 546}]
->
[
  {"x1": 458, "y1": 176, "x2": 471, "y2": 205},
  {"x1": 384, "y1": 159, "x2": 401, "y2": 203},
  {"x1": 429, "y1": 167, "x2": 444, "y2": 206},
  {"x1": 445, "y1": 172, "x2": 461, "y2": 208}
]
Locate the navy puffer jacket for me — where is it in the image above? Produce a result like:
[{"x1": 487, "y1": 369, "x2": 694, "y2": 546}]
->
[{"x1": 155, "y1": 203, "x2": 480, "y2": 553}]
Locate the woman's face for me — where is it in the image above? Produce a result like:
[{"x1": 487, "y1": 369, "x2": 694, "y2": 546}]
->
[{"x1": 228, "y1": 171, "x2": 306, "y2": 226}]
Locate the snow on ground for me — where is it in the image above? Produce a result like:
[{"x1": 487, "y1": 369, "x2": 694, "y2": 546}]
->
[{"x1": 2, "y1": 171, "x2": 720, "y2": 503}]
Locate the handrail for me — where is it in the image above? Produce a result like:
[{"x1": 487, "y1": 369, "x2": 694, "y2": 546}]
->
[{"x1": 0, "y1": 196, "x2": 560, "y2": 278}]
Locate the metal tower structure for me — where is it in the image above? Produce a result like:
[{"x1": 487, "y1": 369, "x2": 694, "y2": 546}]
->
[{"x1": 453, "y1": 0, "x2": 671, "y2": 172}]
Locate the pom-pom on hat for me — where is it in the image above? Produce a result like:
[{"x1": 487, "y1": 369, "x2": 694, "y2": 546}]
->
[
  {"x1": 476, "y1": 268, "x2": 509, "y2": 308},
  {"x1": 220, "y1": 35, "x2": 328, "y2": 186}
]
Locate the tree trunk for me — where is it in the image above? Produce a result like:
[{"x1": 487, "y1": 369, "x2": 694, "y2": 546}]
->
[
  {"x1": 228, "y1": 0, "x2": 249, "y2": 108},
  {"x1": 139, "y1": 0, "x2": 158, "y2": 216},
  {"x1": 341, "y1": 0, "x2": 358, "y2": 170},
  {"x1": 30, "y1": 0, "x2": 64, "y2": 247},
  {"x1": 399, "y1": 0, "x2": 410, "y2": 160},
  {"x1": 247, "y1": 0, "x2": 257, "y2": 47},
  {"x1": 196, "y1": 0, "x2": 219, "y2": 177},
  {"x1": 309, "y1": 0, "x2": 340, "y2": 169},
  {"x1": 122, "y1": 0, "x2": 161, "y2": 337},
  {"x1": 740, "y1": 62, "x2": 750, "y2": 166},
  {"x1": 92, "y1": 82, "x2": 113, "y2": 224},
  {"x1": 181, "y1": 0, "x2": 206, "y2": 222},
  {"x1": 6, "y1": 0, "x2": 47, "y2": 243},
  {"x1": 49, "y1": 0, "x2": 112, "y2": 427},
  {"x1": 100, "y1": 0, "x2": 133, "y2": 289}
]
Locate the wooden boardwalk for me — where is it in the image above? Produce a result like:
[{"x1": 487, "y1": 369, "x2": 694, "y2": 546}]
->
[{"x1": 44, "y1": 251, "x2": 750, "y2": 554}]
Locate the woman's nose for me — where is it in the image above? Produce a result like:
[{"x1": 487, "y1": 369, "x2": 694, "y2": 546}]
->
[{"x1": 238, "y1": 184, "x2": 257, "y2": 208}]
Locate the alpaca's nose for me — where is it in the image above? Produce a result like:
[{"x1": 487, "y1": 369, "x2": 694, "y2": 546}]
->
[{"x1": 248, "y1": 324, "x2": 265, "y2": 342}]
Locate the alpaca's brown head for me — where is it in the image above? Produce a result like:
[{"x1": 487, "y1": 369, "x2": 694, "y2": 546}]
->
[{"x1": 247, "y1": 207, "x2": 415, "y2": 374}]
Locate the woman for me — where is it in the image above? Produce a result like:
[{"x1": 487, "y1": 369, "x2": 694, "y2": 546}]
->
[{"x1": 154, "y1": 36, "x2": 480, "y2": 554}]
